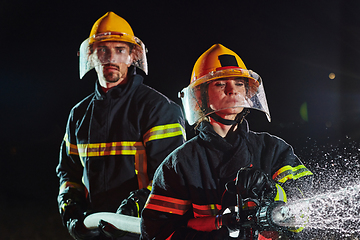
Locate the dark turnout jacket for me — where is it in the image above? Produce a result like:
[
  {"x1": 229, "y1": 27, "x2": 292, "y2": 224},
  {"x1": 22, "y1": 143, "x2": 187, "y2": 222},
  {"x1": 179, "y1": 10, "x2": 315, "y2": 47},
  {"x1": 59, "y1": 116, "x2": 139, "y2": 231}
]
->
[
  {"x1": 141, "y1": 120, "x2": 313, "y2": 239},
  {"x1": 56, "y1": 67, "x2": 186, "y2": 213}
]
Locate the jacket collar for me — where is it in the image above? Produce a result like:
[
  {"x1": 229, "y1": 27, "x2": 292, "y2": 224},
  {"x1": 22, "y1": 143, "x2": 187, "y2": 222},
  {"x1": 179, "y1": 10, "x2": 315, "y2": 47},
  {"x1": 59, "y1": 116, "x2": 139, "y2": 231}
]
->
[
  {"x1": 198, "y1": 119, "x2": 250, "y2": 144},
  {"x1": 198, "y1": 119, "x2": 252, "y2": 179},
  {"x1": 94, "y1": 66, "x2": 143, "y2": 100}
]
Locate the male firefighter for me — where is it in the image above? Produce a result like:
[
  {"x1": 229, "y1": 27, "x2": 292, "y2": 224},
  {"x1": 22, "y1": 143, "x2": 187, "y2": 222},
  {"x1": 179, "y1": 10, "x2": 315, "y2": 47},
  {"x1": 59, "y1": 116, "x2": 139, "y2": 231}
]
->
[
  {"x1": 140, "y1": 44, "x2": 313, "y2": 239},
  {"x1": 56, "y1": 12, "x2": 186, "y2": 240}
]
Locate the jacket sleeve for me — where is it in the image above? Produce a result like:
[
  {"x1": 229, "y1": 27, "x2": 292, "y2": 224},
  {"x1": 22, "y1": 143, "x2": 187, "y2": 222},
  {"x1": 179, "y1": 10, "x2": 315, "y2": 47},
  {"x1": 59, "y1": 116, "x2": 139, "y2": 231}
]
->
[
  {"x1": 142, "y1": 100, "x2": 186, "y2": 184},
  {"x1": 263, "y1": 134, "x2": 313, "y2": 235},
  {"x1": 267, "y1": 136, "x2": 313, "y2": 200},
  {"x1": 140, "y1": 153, "x2": 228, "y2": 240},
  {"x1": 56, "y1": 108, "x2": 86, "y2": 205}
]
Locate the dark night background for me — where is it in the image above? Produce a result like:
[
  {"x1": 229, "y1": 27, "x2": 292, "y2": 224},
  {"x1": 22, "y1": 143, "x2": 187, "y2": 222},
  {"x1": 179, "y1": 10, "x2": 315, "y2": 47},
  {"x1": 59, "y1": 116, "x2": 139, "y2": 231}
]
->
[{"x1": 2, "y1": 1, "x2": 360, "y2": 239}]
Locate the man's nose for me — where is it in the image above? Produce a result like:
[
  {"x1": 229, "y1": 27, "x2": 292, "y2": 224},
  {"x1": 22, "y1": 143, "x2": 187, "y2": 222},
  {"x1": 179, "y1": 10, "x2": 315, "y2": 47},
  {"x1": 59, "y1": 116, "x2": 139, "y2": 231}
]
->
[{"x1": 104, "y1": 49, "x2": 117, "y2": 63}]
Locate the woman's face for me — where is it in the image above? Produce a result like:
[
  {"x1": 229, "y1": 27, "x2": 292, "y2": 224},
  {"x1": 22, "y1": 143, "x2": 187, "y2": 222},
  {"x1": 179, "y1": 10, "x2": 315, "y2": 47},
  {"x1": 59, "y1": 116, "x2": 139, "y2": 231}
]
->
[{"x1": 207, "y1": 77, "x2": 247, "y2": 120}]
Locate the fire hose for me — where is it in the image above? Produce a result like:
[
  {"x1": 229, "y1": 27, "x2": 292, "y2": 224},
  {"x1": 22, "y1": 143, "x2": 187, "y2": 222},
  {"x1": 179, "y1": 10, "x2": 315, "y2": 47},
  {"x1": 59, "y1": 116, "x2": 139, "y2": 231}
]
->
[{"x1": 83, "y1": 188, "x2": 308, "y2": 239}]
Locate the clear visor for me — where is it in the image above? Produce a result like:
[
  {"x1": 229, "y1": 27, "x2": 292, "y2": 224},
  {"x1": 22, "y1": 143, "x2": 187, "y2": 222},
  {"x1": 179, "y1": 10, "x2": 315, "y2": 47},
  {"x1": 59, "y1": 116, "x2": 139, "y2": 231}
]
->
[
  {"x1": 79, "y1": 32, "x2": 148, "y2": 79},
  {"x1": 179, "y1": 70, "x2": 271, "y2": 125}
]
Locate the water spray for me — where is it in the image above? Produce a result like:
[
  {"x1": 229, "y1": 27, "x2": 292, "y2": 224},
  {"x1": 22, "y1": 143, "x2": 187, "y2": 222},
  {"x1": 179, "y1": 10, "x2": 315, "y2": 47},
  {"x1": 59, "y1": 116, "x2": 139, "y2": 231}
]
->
[{"x1": 272, "y1": 184, "x2": 360, "y2": 236}]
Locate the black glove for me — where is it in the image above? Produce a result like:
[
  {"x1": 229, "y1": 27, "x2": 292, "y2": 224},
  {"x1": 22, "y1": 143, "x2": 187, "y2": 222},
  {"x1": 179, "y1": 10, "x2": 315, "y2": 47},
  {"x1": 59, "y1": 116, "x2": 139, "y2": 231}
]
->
[
  {"x1": 58, "y1": 186, "x2": 100, "y2": 240},
  {"x1": 67, "y1": 217, "x2": 101, "y2": 240},
  {"x1": 215, "y1": 206, "x2": 240, "y2": 231},
  {"x1": 117, "y1": 188, "x2": 151, "y2": 217},
  {"x1": 98, "y1": 220, "x2": 127, "y2": 238},
  {"x1": 227, "y1": 168, "x2": 277, "y2": 201}
]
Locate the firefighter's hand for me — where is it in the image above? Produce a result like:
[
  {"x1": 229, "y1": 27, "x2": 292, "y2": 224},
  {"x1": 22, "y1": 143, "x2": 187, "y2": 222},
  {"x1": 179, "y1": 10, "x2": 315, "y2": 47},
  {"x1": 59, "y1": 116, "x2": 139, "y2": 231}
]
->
[
  {"x1": 59, "y1": 198, "x2": 100, "y2": 239},
  {"x1": 117, "y1": 188, "x2": 151, "y2": 217},
  {"x1": 67, "y1": 218, "x2": 100, "y2": 240},
  {"x1": 215, "y1": 206, "x2": 240, "y2": 231},
  {"x1": 98, "y1": 220, "x2": 127, "y2": 238},
  {"x1": 232, "y1": 167, "x2": 277, "y2": 200}
]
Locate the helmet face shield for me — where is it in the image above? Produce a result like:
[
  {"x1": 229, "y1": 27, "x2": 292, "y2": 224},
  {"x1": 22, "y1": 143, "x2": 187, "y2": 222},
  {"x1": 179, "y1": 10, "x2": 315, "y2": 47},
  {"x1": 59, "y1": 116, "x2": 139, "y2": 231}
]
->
[
  {"x1": 79, "y1": 32, "x2": 148, "y2": 79},
  {"x1": 179, "y1": 70, "x2": 271, "y2": 125}
]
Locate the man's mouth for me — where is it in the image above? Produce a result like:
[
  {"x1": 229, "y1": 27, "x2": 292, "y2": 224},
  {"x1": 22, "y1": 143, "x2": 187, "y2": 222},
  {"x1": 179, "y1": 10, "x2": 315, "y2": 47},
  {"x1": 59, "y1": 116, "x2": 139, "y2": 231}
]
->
[{"x1": 103, "y1": 64, "x2": 119, "y2": 71}]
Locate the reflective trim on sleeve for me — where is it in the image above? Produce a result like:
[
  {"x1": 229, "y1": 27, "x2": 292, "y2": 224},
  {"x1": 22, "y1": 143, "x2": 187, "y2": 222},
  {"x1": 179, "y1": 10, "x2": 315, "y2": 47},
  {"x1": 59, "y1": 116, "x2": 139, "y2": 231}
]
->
[
  {"x1": 145, "y1": 194, "x2": 191, "y2": 215},
  {"x1": 59, "y1": 181, "x2": 84, "y2": 194},
  {"x1": 273, "y1": 165, "x2": 313, "y2": 183},
  {"x1": 192, "y1": 203, "x2": 222, "y2": 217},
  {"x1": 143, "y1": 123, "x2": 186, "y2": 145},
  {"x1": 64, "y1": 133, "x2": 79, "y2": 156},
  {"x1": 274, "y1": 183, "x2": 287, "y2": 203},
  {"x1": 289, "y1": 226, "x2": 305, "y2": 233},
  {"x1": 146, "y1": 182, "x2": 153, "y2": 192}
]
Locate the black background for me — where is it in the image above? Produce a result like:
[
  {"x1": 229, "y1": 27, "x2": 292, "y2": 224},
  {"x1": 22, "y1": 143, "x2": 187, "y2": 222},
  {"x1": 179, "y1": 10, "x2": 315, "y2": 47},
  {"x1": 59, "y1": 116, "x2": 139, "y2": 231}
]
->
[{"x1": 1, "y1": 1, "x2": 360, "y2": 239}]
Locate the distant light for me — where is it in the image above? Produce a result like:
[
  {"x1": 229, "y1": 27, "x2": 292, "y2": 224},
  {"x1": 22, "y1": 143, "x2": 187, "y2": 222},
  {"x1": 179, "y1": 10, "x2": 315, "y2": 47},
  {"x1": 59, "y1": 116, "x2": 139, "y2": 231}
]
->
[
  {"x1": 329, "y1": 73, "x2": 336, "y2": 80},
  {"x1": 300, "y1": 102, "x2": 308, "y2": 122}
]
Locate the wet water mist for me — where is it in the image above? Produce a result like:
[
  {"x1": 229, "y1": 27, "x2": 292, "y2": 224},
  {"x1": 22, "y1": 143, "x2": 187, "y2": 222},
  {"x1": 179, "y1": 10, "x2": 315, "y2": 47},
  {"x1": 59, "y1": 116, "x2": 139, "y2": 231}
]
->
[{"x1": 290, "y1": 137, "x2": 360, "y2": 239}]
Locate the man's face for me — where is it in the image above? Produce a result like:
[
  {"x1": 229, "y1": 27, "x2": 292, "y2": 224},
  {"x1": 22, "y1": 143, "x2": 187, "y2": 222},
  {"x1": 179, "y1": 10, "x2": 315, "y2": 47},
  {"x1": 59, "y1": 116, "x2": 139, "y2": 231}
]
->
[
  {"x1": 207, "y1": 77, "x2": 246, "y2": 120},
  {"x1": 93, "y1": 41, "x2": 132, "y2": 86}
]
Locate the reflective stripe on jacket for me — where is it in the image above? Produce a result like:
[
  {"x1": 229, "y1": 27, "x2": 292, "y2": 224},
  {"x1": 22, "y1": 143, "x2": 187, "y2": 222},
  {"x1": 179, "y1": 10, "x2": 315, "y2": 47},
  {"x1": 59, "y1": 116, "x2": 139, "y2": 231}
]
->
[{"x1": 56, "y1": 68, "x2": 186, "y2": 212}]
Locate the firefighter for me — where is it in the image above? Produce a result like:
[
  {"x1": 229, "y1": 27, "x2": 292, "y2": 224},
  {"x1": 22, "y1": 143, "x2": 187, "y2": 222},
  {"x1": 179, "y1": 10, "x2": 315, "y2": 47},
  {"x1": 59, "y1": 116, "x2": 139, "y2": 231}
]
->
[
  {"x1": 56, "y1": 12, "x2": 186, "y2": 240},
  {"x1": 140, "y1": 44, "x2": 313, "y2": 239}
]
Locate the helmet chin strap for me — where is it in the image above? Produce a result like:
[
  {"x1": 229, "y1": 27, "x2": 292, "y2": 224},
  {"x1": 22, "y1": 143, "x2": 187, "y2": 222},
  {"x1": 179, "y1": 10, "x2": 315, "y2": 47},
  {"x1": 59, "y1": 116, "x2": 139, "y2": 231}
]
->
[
  {"x1": 209, "y1": 109, "x2": 250, "y2": 126},
  {"x1": 209, "y1": 113, "x2": 237, "y2": 125}
]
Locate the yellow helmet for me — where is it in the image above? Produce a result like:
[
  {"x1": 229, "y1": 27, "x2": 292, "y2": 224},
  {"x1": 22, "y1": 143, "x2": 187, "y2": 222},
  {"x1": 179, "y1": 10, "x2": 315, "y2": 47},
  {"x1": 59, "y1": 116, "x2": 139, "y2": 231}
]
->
[
  {"x1": 88, "y1": 12, "x2": 140, "y2": 47},
  {"x1": 79, "y1": 12, "x2": 148, "y2": 78},
  {"x1": 190, "y1": 44, "x2": 259, "y2": 97},
  {"x1": 179, "y1": 44, "x2": 271, "y2": 125}
]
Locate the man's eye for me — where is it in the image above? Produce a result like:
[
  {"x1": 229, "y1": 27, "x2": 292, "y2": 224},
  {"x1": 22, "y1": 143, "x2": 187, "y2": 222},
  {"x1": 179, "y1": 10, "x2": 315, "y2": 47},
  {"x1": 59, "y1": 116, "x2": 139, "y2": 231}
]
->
[
  {"x1": 235, "y1": 82, "x2": 244, "y2": 86},
  {"x1": 116, "y1": 49, "x2": 126, "y2": 53}
]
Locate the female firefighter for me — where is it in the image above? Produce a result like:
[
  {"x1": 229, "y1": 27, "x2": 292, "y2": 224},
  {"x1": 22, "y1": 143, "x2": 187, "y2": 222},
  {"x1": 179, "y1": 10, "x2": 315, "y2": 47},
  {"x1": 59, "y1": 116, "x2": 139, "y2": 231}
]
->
[{"x1": 140, "y1": 44, "x2": 313, "y2": 239}]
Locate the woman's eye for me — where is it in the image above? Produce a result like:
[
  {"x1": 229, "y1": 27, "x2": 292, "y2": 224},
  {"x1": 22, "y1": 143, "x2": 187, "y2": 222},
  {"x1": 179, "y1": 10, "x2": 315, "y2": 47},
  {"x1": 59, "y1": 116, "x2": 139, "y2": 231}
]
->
[{"x1": 214, "y1": 82, "x2": 225, "y2": 87}]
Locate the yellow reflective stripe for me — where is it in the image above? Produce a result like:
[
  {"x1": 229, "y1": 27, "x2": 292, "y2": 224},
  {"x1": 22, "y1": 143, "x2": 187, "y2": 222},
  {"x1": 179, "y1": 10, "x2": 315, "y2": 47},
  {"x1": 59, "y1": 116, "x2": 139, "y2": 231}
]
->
[
  {"x1": 64, "y1": 133, "x2": 79, "y2": 155},
  {"x1": 143, "y1": 123, "x2": 186, "y2": 145},
  {"x1": 77, "y1": 141, "x2": 145, "y2": 157},
  {"x1": 289, "y1": 226, "x2": 305, "y2": 233},
  {"x1": 63, "y1": 133, "x2": 84, "y2": 166},
  {"x1": 64, "y1": 132, "x2": 146, "y2": 158},
  {"x1": 76, "y1": 141, "x2": 148, "y2": 189},
  {"x1": 59, "y1": 181, "x2": 84, "y2": 194},
  {"x1": 273, "y1": 165, "x2": 313, "y2": 183},
  {"x1": 274, "y1": 183, "x2": 287, "y2": 203},
  {"x1": 65, "y1": 141, "x2": 145, "y2": 157},
  {"x1": 64, "y1": 138, "x2": 149, "y2": 189},
  {"x1": 135, "y1": 201, "x2": 141, "y2": 218},
  {"x1": 146, "y1": 181, "x2": 153, "y2": 192}
]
